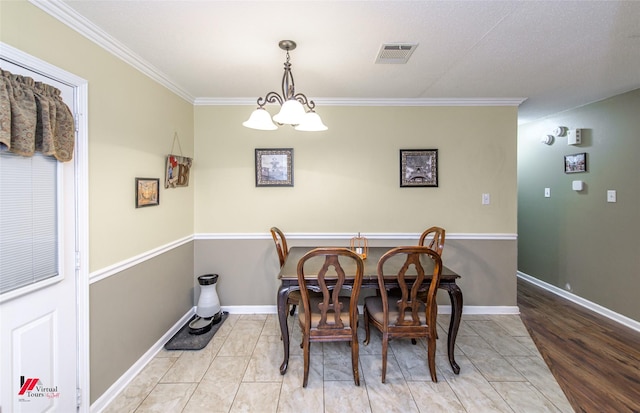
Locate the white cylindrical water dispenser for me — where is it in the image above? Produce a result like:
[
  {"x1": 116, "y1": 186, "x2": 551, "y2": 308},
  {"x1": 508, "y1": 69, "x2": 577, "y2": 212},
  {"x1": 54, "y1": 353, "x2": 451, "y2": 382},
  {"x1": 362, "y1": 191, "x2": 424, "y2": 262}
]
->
[{"x1": 189, "y1": 273, "x2": 222, "y2": 335}]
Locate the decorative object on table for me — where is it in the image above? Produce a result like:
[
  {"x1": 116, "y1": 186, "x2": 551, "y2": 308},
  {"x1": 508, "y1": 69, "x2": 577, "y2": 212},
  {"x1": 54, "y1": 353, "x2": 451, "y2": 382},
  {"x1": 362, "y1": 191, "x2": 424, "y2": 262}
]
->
[
  {"x1": 255, "y1": 148, "x2": 293, "y2": 187},
  {"x1": 135, "y1": 178, "x2": 159, "y2": 208},
  {"x1": 400, "y1": 149, "x2": 438, "y2": 187},
  {"x1": 188, "y1": 274, "x2": 223, "y2": 335},
  {"x1": 243, "y1": 40, "x2": 327, "y2": 132},
  {"x1": 564, "y1": 152, "x2": 587, "y2": 173},
  {"x1": 165, "y1": 132, "x2": 192, "y2": 188},
  {"x1": 350, "y1": 232, "x2": 368, "y2": 259}
]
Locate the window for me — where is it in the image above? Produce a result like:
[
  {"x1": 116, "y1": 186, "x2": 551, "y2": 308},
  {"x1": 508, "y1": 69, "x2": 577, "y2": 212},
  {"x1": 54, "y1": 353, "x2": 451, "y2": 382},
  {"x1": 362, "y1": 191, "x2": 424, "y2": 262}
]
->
[{"x1": 0, "y1": 149, "x2": 59, "y2": 295}]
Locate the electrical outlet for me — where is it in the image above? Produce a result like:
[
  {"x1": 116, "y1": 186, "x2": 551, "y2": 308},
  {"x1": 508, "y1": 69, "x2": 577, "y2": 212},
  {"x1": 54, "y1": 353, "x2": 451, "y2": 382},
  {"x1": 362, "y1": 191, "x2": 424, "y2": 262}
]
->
[
  {"x1": 482, "y1": 193, "x2": 490, "y2": 205},
  {"x1": 544, "y1": 188, "x2": 551, "y2": 198}
]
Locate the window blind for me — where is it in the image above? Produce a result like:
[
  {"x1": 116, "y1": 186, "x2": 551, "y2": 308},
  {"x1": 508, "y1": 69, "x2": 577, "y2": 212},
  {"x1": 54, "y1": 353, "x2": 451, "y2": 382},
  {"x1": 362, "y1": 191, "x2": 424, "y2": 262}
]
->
[{"x1": 0, "y1": 149, "x2": 59, "y2": 295}]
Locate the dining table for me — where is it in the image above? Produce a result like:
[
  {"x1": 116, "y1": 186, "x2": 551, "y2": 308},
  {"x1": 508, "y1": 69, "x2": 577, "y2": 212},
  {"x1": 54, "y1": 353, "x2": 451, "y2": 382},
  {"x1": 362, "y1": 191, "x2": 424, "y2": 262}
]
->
[{"x1": 277, "y1": 246, "x2": 463, "y2": 375}]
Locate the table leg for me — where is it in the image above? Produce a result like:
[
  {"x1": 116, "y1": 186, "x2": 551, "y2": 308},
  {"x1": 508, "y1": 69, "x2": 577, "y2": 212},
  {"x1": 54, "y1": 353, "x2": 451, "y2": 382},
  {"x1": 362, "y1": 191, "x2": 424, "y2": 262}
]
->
[
  {"x1": 277, "y1": 285, "x2": 290, "y2": 375},
  {"x1": 445, "y1": 283, "x2": 463, "y2": 374}
]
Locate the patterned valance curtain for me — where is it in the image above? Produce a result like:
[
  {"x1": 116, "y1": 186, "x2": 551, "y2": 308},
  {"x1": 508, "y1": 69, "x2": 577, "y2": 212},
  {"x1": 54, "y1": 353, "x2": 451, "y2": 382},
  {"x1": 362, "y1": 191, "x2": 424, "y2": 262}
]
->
[{"x1": 0, "y1": 68, "x2": 74, "y2": 162}]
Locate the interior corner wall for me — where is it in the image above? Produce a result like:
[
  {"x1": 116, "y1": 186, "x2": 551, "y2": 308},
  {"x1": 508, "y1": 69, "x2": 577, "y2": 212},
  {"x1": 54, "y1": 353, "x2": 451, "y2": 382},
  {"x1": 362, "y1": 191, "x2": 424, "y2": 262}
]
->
[
  {"x1": 517, "y1": 89, "x2": 640, "y2": 322},
  {"x1": 2, "y1": 1, "x2": 196, "y2": 404}
]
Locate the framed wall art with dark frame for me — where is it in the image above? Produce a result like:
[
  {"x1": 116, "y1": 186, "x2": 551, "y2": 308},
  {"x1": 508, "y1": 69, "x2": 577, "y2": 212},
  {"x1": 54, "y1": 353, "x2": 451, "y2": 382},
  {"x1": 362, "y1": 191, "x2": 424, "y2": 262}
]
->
[
  {"x1": 564, "y1": 152, "x2": 587, "y2": 174},
  {"x1": 400, "y1": 149, "x2": 438, "y2": 187},
  {"x1": 255, "y1": 148, "x2": 294, "y2": 187},
  {"x1": 135, "y1": 178, "x2": 160, "y2": 208}
]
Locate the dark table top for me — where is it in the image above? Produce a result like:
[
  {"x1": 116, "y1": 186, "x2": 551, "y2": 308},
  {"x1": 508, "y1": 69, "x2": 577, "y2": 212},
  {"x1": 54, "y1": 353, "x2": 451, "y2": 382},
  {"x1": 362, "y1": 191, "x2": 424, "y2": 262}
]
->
[{"x1": 279, "y1": 246, "x2": 459, "y2": 282}]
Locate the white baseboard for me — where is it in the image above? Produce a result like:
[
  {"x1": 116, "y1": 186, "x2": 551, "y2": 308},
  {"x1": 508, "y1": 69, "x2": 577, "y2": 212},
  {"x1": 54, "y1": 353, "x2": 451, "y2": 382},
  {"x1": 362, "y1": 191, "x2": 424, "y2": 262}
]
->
[
  {"x1": 90, "y1": 307, "x2": 196, "y2": 413},
  {"x1": 221, "y1": 305, "x2": 276, "y2": 314},
  {"x1": 518, "y1": 272, "x2": 640, "y2": 333},
  {"x1": 454, "y1": 306, "x2": 520, "y2": 315}
]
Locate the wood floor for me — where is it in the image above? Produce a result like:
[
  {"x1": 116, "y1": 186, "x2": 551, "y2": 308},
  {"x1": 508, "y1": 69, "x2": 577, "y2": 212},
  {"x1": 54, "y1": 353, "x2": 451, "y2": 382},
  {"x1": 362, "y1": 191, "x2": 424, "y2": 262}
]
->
[{"x1": 517, "y1": 278, "x2": 640, "y2": 413}]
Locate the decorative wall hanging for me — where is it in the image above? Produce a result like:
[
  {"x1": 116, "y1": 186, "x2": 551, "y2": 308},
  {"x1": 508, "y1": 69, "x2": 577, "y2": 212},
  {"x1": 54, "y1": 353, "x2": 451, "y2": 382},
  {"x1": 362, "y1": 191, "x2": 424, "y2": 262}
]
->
[
  {"x1": 135, "y1": 178, "x2": 160, "y2": 208},
  {"x1": 564, "y1": 152, "x2": 587, "y2": 173},
  {"x1": 165, "y1": 132, "x2": 192, "y2": 188},
  {"x1": 255, "y1": 148, "x2": 293, "y2": 187},
  {"x1": 400, "y1": 149, "x2": 438, "y2": 187}
]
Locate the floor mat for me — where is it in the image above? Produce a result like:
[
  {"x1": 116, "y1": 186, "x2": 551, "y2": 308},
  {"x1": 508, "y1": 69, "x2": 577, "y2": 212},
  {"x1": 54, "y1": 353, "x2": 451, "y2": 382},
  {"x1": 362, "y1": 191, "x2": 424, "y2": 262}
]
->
[{"x1": 164, "y1": 312, "x2": 229, "y2": 351}]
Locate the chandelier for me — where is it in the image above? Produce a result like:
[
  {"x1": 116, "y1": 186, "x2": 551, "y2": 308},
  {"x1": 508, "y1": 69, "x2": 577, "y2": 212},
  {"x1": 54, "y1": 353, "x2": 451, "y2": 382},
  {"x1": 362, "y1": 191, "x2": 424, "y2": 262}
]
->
[{"x1": 243, "y1": 40, "x2": 327, "y2": 132}]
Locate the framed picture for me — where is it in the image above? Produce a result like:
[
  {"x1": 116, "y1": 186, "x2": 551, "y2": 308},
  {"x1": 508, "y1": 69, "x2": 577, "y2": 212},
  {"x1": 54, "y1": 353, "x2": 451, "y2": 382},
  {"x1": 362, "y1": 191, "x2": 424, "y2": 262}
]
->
[
  {"x1": 255, "y1": 148, "x2": 293, "y2": 187},
  {"x1": 564, "y1": 152, "x2": 587, "y2": 173},
  {"x1": 135, "y1": 178, "x2": 160, "y2": 208},
  {"x1": 165, "y1": 154, "x2": 192, "y2": 188},
  {"x1": 400, "y1": 149, "x2": 438, "y2": 187}
]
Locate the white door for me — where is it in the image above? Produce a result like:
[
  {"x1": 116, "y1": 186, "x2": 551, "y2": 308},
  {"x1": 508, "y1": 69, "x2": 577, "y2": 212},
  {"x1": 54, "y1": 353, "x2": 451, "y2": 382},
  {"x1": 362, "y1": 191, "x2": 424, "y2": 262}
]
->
[{"x1": 0, "y1": 59, "x2": 80, "y2": 412}]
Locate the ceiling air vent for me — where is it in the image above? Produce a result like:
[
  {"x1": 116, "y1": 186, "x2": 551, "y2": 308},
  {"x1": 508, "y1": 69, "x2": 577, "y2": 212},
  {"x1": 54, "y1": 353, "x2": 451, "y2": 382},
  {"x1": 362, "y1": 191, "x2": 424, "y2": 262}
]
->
[{"x1": 375, "y1": 43, "x2": 418, "y2": 64}]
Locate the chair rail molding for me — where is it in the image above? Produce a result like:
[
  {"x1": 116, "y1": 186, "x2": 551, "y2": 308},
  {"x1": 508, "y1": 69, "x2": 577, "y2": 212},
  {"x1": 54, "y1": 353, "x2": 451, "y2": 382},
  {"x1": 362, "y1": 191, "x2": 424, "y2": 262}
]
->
[
  {"x1": 194, "y1": 232, "x2": 517, "y2": 241},
  {"x1": 89, "y1": 235, "x2": 193, "y2": 284}
]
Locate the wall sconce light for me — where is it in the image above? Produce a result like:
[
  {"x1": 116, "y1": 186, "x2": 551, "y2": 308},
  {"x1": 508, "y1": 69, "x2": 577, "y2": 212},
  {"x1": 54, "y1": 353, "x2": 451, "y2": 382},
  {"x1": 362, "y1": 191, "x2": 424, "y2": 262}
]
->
[
  {"x1": 541, "y1": 135, "x2": 554, "y2": 145},
  {"x1": 553, "y1": 126, "x2": 568, "y2": 137}
]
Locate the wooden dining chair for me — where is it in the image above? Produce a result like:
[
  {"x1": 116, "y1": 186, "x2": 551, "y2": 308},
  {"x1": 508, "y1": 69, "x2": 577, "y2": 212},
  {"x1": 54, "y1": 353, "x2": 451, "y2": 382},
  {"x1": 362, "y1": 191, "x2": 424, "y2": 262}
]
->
[
  {"x1": 297, "y1": 248, "x2": 364, "y2": 387},
  {"x1": 418, "y1": 226, "x2": 446, "y2": 255},
  {"x1": 416, "y1": 226, "x2": 445, "y2": 341},
  {"x1": 270, "y1": 227, "x2": 300, "y2": 316},
  {"x1": 363, "y1": 246, "x2": 443, "y2": 383}
]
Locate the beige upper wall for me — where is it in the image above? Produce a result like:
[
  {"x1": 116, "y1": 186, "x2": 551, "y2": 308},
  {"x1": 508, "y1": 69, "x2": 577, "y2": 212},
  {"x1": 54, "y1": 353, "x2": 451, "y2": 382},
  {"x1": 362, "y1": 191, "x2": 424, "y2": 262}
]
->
[
  {"x1": 194, "y1": 105, "x2": 518, "y2": 233},
  {"x1": 1, "y1": 0, "x2": 195, "y2": 271}
]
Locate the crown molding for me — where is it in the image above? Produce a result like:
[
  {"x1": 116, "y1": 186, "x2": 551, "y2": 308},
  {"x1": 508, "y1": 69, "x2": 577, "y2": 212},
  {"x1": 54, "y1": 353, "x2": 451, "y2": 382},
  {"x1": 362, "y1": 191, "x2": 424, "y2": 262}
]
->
[
  {"x1": 29, "y1": 0, "x2": 195, "y2": 103},
  {"x1": 30, "y1": 0, "x2": 525, "y2": 109},
  {"x1": 194, "y1": 97, "x2": 526, "y2": 107}
]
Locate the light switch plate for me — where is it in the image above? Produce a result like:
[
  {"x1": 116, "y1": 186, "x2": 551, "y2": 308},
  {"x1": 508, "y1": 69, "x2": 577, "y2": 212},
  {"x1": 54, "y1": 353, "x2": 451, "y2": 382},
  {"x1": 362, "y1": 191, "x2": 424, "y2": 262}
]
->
[
  {"x1": 544, "y1": 188, "x2": 551, "y2": 198},
  {"x1": 607, "y1": 190, "x2": 617, "y2": 203},
  {"x1": 482, "y1": 193, "x2": 490, "y2": 205}
]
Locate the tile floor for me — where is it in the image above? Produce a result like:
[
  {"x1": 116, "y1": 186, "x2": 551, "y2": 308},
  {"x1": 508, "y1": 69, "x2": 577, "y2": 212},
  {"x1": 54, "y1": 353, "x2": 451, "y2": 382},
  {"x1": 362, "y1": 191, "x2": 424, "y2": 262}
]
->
[{"x1": 102, "y1": 313, "x2": 574, "y2": 413}]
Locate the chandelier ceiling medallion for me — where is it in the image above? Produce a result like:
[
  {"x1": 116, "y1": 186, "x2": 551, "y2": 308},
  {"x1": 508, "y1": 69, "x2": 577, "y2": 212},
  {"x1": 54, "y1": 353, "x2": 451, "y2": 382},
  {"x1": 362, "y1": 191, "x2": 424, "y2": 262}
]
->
[{"x1": 243, "y1": 40, "x2": 327, "y2": 132}]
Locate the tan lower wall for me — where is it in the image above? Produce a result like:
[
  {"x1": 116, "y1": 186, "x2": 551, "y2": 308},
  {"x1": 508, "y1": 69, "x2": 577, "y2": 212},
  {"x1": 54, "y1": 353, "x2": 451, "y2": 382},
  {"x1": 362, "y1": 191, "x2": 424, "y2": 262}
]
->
[
  {"x1": 194, "y1": 235, "x2": 517, "y2": 308},
  {"x1": 89, "y1": 242, "x2": 195, "y2": 403}
]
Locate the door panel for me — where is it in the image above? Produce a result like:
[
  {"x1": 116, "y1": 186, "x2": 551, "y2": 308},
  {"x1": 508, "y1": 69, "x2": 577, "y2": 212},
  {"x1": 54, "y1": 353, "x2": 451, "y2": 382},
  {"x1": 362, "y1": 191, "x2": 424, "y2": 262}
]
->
[{"x1": 0, "y1": 59, "x2": 78, "y2": 412}]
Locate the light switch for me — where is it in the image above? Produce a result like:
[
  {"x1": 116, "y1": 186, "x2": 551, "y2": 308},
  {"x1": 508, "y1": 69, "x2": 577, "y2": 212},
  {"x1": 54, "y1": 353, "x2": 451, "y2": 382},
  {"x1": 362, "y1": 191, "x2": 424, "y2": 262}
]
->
[
  {"x1": 482, "y1": 193, "x2": 490, "y2": 205},
  {"x1": 544, "y1": 188, "x2": 551, "y2": 198},
  {"x1": 607, "y1": 190, "x2": 617, "y2": 203}
]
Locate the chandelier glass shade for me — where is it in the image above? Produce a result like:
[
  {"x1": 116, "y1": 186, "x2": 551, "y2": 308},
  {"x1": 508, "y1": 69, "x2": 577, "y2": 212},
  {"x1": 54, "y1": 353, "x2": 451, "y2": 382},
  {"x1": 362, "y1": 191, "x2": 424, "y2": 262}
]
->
[{"x1": 243, "y1": 40, "x2": 327, "y2": 132}]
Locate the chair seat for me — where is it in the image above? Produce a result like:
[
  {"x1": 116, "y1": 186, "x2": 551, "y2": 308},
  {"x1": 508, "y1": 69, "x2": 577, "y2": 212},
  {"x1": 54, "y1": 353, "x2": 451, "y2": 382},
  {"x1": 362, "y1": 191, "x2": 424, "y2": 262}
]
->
[
  {"x1": 299, "y1": 295, "x2": 355, "y2": 329},
  {"x1": 364, "y1": 295, "x2": 426, "y2": 325},
  {"x1": 288, "y1": 289, "x2": 301, "y2": 302},
  {"x1": 288, "y1": 289, "x2": 321, "y2": 304}
]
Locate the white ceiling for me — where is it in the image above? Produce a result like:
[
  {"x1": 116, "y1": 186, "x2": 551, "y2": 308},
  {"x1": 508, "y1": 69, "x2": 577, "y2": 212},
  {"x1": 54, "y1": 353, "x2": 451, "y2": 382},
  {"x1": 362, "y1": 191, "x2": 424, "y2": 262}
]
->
[{"x1": 43, "y1": 1, "x2": 640, "y2": 124}]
